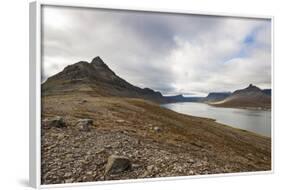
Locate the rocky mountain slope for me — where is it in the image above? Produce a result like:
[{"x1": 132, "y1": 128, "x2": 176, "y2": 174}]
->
[
  {"x1": 42, "y1": 57, "x2": 207, "y2": 104},
  {"x1": 42, "y1": 57, "x2": 164, "y2": 103},
  {"x1": 202, "y1": 92, "x2": 231, "y2": 103},
  {"x1": 211, "y1": 84, "x2": 271, "y2": 109}
]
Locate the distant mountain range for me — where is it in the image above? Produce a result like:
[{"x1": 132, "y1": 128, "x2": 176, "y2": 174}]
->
[
  {"x1": 42, "y1": 56, "x2": 271, "y2": 108},
  {"x1": 202, "y1": 92, "x2": 231, "y2": 103},
  {"x1": 210, "y1": 84, "x2": 271, "y2": 109},
  {"x1": 164, "y1": 94, "x2": 203, "y2": 103},
  {"x1": 262, "y1": 89, "x2": 271, "y2": 96}
]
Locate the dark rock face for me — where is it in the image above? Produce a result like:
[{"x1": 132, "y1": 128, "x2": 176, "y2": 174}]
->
[
  {"x1": 42, "y1": 116, "x2": 66, "y2": 128},
  {"x1": 105, "y1": 155, "x2": 131, "y2": 175}
]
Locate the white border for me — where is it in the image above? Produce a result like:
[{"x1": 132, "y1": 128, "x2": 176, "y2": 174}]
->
[
  {"x1": 30, "y1": 0, "x2": 274, "y2": 189},
  {"x1": 30, "y1": 1, "x2": 42, "y2": 188}
]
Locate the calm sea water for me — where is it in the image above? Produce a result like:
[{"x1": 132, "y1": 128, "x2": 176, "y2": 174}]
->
[{"x1": 162, "y1": 102, "x2": 271, "y2": 137}]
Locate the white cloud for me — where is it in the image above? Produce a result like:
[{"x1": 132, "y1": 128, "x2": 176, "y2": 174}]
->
[{"x1": 162, "y1": 17, "x2": 271, "y2": 94}]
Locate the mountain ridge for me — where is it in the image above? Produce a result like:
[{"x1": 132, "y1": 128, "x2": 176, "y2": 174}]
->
[
  {"x1": 203, "y1": 92, "x2": 231, "y2": 103},
  {"x1": 210, "y1": 84, "x2": 271, "y2": 109},
  {"x1": 42, "y1": 56, "x2": 164, "y2": 102},
  {"x1": 42, "y1": 57, "x2": 271, "y2": 108}
]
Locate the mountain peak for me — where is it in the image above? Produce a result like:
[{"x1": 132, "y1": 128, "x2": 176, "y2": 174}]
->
[
  {"x1": 42, "y1": 56, "x2": 165, "y2": 102},
  {"x1": 232, "y1": 84, "x2": 262, "y2": 96},
  {"x1": 91, "y1": 56, "x2": 105, "y2": 65},
  {"x1": 215, "y1": 84, "x2": 271, "y2": 108},
  {"x1": 245, "y1": 84, "x2": 261, "y2": 91}
]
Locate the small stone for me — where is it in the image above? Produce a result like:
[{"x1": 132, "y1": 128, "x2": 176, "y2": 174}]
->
[
  {"x1": 64, "y1": 172, "x2": 72, "y2": 178},
  {"x1": 64, "y1": 178, "x2": 74, "y2": 183},
  {"x1": 147, "y1": 165, "x2": 154, "y2": 171},
  {"x1": 42, "y1": 116, "x2": 66, "y2": 128},
  {"x1": 105, "y1": 155, "x2": 131, "y2": 175},
  {"x1": 187, "y1": 159, "x2": 195, "y2": 163},
  {"x1": 189, "y1": 170, "x2": 195, "y2": 175},
  {"x1": 96, "y1": 148, "x2": 105, "y2": 154},
  {"x1": 80, "y1": 99, "x2": 87, "y2": 104},
  {"x1": 132, "y1": 164, "x2": 141, "y2": 169},
  {"x1": 140, "y1": 171, "x2": 149, "y2": 178},
  {"x1": 76, "y1": 119, "x2": 93, "y2": 131},
  {"x1": 105, "y1": 145, "x2": 112, "y2": 149},
  {"x1": 193, "y1": 161, "x2": 206, "y2": 167},
  {"x1": 153, "y1": 126, "x2": 161, "y2": 132},
  {"x1": 56, "y1": 133, "x2": 64, "y2": 140},
  {"x1": 116, "y1": 119, "x2": 125, "y2": 123}
]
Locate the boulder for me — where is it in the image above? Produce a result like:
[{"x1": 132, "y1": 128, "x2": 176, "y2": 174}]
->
[
  {"x1": 105, "y1": 155, "x2": 131, "y2": 175},
  {"x1": 42, "y1": 116, "x2": 66, "y2": 128},
  {"x1": 76, "y1": 119, "x2": 93, "y2": 131}
]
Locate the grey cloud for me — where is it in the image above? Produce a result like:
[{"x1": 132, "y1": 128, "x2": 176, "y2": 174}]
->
[{"x1": 42, "y1": 5, "x2": 271, "y2": 95}]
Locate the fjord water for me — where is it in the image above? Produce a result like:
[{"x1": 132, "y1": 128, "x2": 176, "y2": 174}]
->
[{"x1": 162, "y1": 102, "x2": 271, "y2": 137}]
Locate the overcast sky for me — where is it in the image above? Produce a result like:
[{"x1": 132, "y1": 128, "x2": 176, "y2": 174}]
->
[{"x1": 42, "y1": 5, "x2": 271, "y2": 96}]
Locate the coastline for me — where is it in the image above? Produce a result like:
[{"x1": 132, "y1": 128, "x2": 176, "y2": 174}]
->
[
  {"x1": 208, "y1": 101, "x2": 271, "y2": 111},
  {"x1": 162, "y1": 101, "x2": 271, "y2": 137}
]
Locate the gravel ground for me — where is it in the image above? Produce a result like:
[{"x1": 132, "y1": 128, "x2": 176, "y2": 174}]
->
[{"x1": 41, "y1": 94, "x2": 271, "y2": 184}]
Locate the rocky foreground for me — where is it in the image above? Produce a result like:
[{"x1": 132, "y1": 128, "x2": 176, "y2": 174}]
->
[{"x1": 41, "y1": 93, "x2": 271, "y2": 184}]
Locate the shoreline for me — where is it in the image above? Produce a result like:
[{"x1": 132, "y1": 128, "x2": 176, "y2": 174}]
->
[
  {"x1": 162, "y1": 101, "x2": 271, "y2": 111},
  {"x1": 161, "y1": 101, "x2": 271, "y2": 138},
  {"x1": 209, "y1": 103, "x2": 271, "y2": 111}
]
